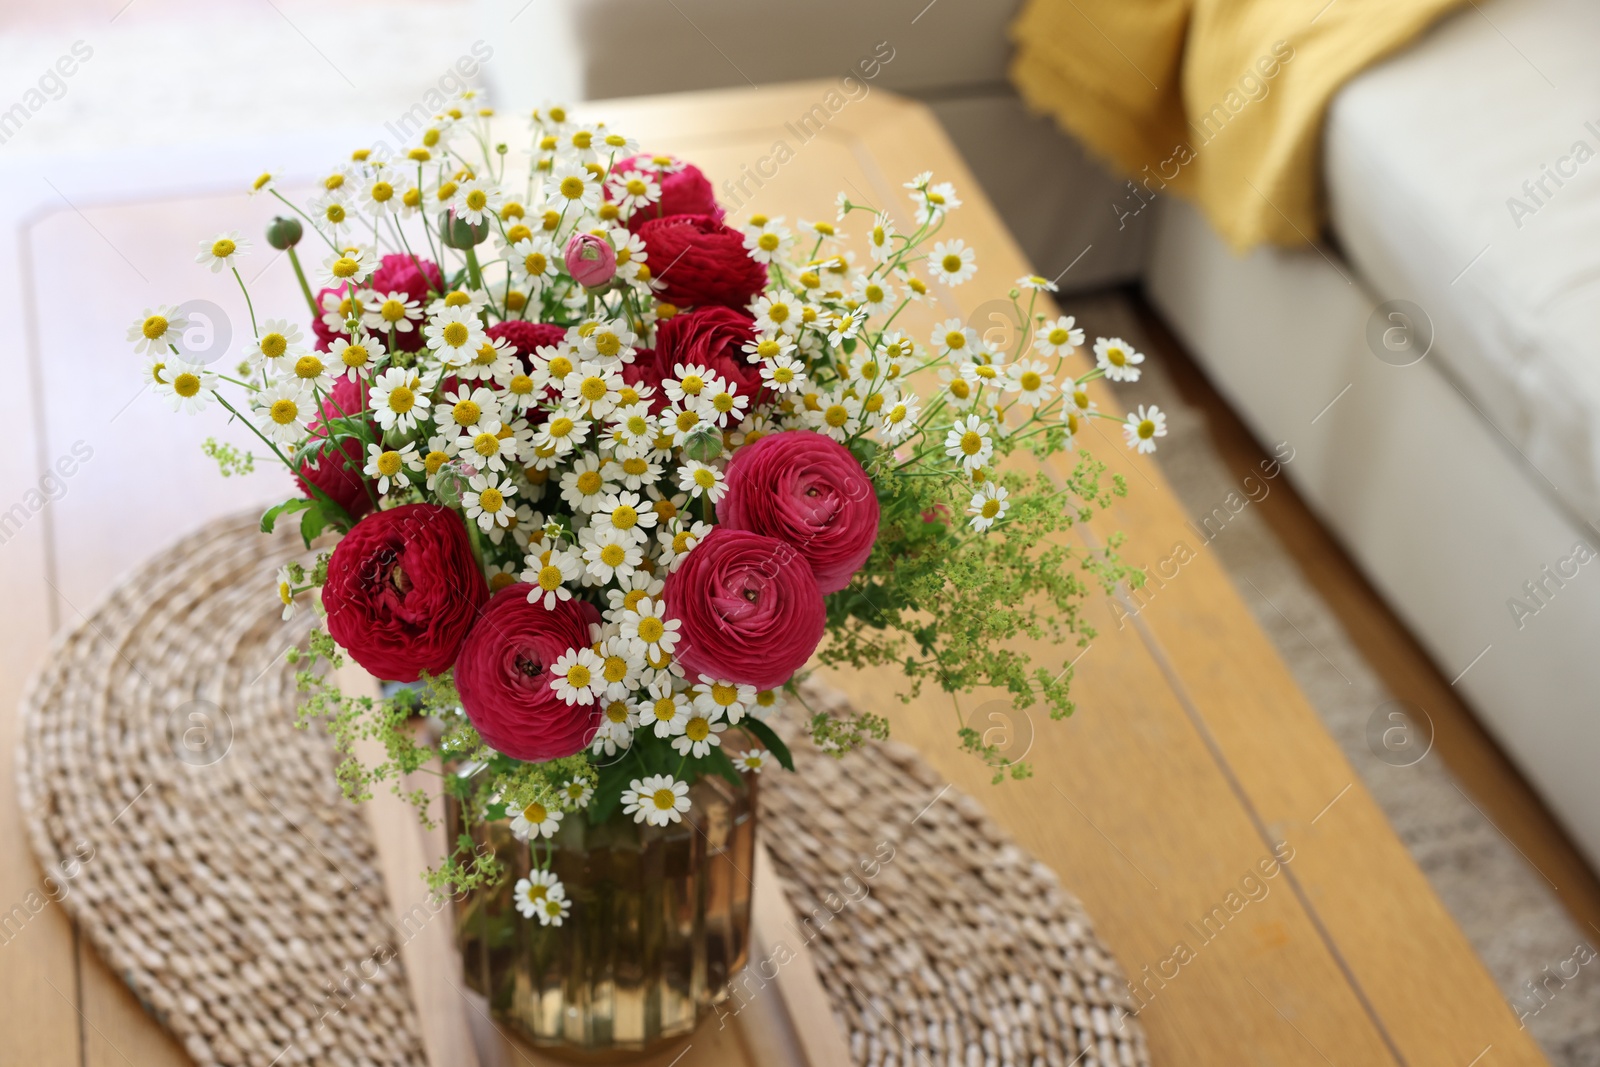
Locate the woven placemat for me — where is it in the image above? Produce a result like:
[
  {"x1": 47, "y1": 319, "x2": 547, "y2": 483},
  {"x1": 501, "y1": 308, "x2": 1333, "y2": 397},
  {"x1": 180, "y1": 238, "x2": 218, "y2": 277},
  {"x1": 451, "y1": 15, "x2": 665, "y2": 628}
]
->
[{"x1": 18, "y1": 512, "x2": 1150, "y2": 1067}]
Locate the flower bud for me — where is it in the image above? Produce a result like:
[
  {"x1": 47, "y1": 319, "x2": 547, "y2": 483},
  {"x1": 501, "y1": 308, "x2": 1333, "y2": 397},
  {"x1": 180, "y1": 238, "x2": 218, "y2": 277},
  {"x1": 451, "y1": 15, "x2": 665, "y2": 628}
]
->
[
  {"x1": 266, "y1": 215, "x2": 303, "y2": 250},
  {"x1": 564, "y1": 232, "x2": 616, "y2": 289},
  {"x1": 682, "y1": 427, "x2": 723, "y2": 464},
  {"x1": 432, "y1": 462, "x2": 469, "y2": 507},
  {"x1": 439, "y1": 209, "x2": 489, "y2": 249}
]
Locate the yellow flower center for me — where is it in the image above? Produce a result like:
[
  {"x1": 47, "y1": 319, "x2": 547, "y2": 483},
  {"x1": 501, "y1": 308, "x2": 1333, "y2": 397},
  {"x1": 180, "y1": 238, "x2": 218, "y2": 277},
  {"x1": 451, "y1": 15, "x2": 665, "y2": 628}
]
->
[
  {"x1": 593, "y1": 332, "x2": 621, "y2": 358},
  {"x1": 453, "y1": 399, "x2": 482, "y2": 426},
  {"x1": 981, "y1": 499, "x2": 1001, "y2": 519},
  {"x1": 685, "y1": 717, "x2": 710, "y2": 742},
  {"x1": 1108, "y1": 347, "x2": 1126, "y2": 366},
  {"x1": 173, "y1": 372, "x2": 201, "y2": 398},
  {"x1": 711, "y1": 683, "x2": 738, "y2": 707},
  {"x1": 675, "y1": 410, "x2": 699, "y2": 433},
  {"x1": 524, "y1": 252, "x2": 548, "y2": 275},
  {"x1": 474, "y1": 343, "x2": 499, "y2": 366},
  {"x1": 538, "y1": 564, "x2": 563, "y2": 590},
  {"x1": 1020, "y1": 371, "x2": 1042, "y2": 391},
  {"x1": 693, "y1": 468, "x2": 716, "y2": 488},
  {"x1": 623, "y1": 456, "x2": 648, "y2": 476},
  {"x1": 672, "y1": 531, "x2": 694, "y2": 554},
  {"x1": 142, "y1": 315, "x2": 168, "y2": 340},
  {"x1": 622, "y1": 589, "x2": 648, "y2": 613},
  {"x1": 824, "y1": 404, "x2": 849, "y2": 428},
  {"x1": 377, "y1": 452, "x2": 402, "y2": 476},
  {"x1": 330, "y1": 256, "x2": 359, "y2": 278},
  {"x1": 1048, "y1": 327, "x2": 1070, "y2": 346},
  {"x1": 758, "y1": 233, "x2": 780, "y2": 252},
  {"x1": 767, "y1": 303, "x2": 789, "y2": 323},
  {"x1": 522, "y1": 802, "x2": 546, "y2": 823},
  {"x1": 603, "y1": 655, "x2": 629, "y2": 683},
  {"x1": 509, "y1": 374, "x2": 533, "y2": 395},
  {"x1": 442, "y1": 322, "x2": 470, "y2": 348},
  {"x1": 581, "y1": 377, "x2": 608, "y2": 402},
  {"x1": 473, "y1": 432, "x2": 500, "y2": 457},
  {"x1": 576, "y1": 470, "x2": 603, "y2": 494},
  {"x1": 960, "y1": 430, "x2": 983, "y2": 455},
  {"x1": 548, "y1": 416, "x2": 575, "y2": 438},
  {"x1": 611, "y1": 505, "x2": 638, "y2": 530},
  {"x1": 600, "y1": 543, "x2": 627, "y2": 567},
  {"x1": 652, "y1": 697, "x2": 675, "y2": 723},
  {"x1": 565, "y1": 663, "x2": 591, "y2": 688},
  {"x1": 260, "y1": 333, "x2": 287, "y2": 359},
  {"x1": 466, "y1": 189, "x2": 487, "y2": 211},
  {"x1": 478, "y1": 487, "x2": 505, "y2": 512},
  {"x1": 294, "y1": 355, "x2": 324, "y2": 379},
  {"x1": 949, "y1": 380, "x2": 971, "y2": 400},
  {"x1": 606, "y1": 700, "x2": 630, "y2": 723},
  {"x1": 325, "y1": 204, "x2": 346, "y2": 225},
  {"x1": 941, "y1": 253, "x2": 963, "y2": 273},
  {"x1": 652, "y1": 789, "x2": 677, "y2": 810},
  {"x1": 1138, "y1": 419, "x2": 1156, "y2": 440},
  {"x1": 548, "y1": 354, "x2": 573, "y2": 378},
  {"x1": 269, "y1": 398, "x2": 298, "y2": 425},
  {"x1": 370, "y1": 181, "x2": 393, "y2": 202},
  {"x1": 424, "y1": 450, "x2": 447, "y2": 473},
  {"x1": 637, "y1": 616, "x2": 664, "y2": 643},
  {"x1": 944, "y1": 331, "x2": 966, "y2": 351},
  {"x1": 560, "y1": 176, "x2": 586, "y2": 199},
  {"x1": 211, "y1": 238, "x2": 236, "y2": 258},
  {"x1": 388, "y1": 385, "x2": 415, "y2": 413},
  {"x1": 341, "y1": 344, "x2": 369, "y2": 368}
]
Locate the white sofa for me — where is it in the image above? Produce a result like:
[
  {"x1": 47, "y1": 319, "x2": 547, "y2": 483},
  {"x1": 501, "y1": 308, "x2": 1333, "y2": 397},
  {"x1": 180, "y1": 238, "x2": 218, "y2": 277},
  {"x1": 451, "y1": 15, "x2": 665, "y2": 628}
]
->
[{"x1": 486, "y1": 0, "x2": 1600, "y2": 866}]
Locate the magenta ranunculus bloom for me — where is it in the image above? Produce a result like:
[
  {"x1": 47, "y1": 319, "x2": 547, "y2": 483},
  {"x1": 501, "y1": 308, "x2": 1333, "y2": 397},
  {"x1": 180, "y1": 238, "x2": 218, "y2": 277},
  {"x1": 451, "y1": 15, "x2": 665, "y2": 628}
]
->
[
  {"x1": 718, "y1": 430, "x2": 879, "y2": 594},
  {"x1": 454, "y1": 586, "x2": 604, "y2": 761},
  {"x1": 322, "y1": 504, "x2": 488, "y2": 682},
  {"x1": 564, "y1": 232, "x2": 617, "y2": 289},
  {"x1": 635, "y1": 214, "x2": 767, "y2": 310},
  {"x1": 664, "y1": 527, "x2": 825, "y2": 690}
]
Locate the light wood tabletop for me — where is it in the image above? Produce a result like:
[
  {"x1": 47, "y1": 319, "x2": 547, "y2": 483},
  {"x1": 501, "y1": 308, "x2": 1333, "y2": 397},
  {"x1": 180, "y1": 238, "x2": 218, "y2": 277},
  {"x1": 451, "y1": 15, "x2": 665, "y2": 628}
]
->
[{"x1": 0, "y1": 81, "x2": 1546, "y2": 1066}]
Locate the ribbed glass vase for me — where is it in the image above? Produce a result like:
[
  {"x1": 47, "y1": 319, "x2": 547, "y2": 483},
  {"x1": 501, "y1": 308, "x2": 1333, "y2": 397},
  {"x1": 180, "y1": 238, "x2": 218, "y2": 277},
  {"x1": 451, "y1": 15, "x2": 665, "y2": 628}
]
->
[{"x1": 451, "y1": 773, "x2": 757, "y2": 1062}]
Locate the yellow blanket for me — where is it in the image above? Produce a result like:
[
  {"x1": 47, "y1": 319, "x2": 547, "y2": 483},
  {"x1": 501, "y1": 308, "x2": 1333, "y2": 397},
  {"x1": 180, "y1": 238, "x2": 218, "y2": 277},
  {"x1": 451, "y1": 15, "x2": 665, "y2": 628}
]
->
[{"x1": 1010, "y1": 0, "x2": 1464, "y2": 249}]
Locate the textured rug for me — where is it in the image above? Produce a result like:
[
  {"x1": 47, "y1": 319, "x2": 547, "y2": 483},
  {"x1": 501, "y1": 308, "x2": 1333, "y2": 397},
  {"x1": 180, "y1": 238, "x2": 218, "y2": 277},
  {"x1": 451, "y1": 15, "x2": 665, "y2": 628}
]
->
[{"x1": 1076, "y1": 294, "x2": 1600, "y2": 1065}]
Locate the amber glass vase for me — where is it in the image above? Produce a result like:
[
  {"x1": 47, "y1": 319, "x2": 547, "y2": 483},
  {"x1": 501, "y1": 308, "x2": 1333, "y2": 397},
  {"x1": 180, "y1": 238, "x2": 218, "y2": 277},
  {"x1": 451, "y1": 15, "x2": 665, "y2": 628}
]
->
[{"x1": 451, "y1": 773, "x2": 757, "y2": 1062}]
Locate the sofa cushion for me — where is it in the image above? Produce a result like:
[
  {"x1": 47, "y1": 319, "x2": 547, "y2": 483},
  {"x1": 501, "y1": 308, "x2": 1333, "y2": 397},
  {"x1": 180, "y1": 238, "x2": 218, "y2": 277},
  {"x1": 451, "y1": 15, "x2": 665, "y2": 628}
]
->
[{"x1": 1325, "y1": 0, "x2": 1600, "y2": 520}]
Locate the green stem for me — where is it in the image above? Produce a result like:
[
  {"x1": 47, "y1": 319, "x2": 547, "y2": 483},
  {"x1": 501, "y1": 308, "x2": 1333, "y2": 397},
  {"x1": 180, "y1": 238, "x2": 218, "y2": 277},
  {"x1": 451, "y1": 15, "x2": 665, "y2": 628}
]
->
[{"x1": 286, "y1": 248, "x2": 318, "y2": 319}]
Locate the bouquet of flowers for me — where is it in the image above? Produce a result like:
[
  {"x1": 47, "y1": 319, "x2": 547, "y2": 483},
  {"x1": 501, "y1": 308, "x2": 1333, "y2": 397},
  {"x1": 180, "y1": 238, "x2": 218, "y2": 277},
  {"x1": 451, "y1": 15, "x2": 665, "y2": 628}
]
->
[{"x1": 131, "y1": 98, "x2": 1161, "y2": 921}]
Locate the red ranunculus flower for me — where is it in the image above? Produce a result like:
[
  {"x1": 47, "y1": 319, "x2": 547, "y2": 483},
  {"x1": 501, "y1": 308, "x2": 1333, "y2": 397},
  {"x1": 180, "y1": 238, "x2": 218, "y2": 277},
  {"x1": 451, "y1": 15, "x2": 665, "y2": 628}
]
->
[
  {"x1": 322, "y1": 503, "x2": 488, "y2": 682},
  {"x1": 653, "y1": 306, "x2": 764, "y2": 401},
  {"x1": 296, "y1": 374, "x2": 375, "y2": 521},
  {"x1": 454, "y1": 585, "x2": 604, "y2": 761},
  {"x1": 636, "y1": 214, "x2": 767, "y2": 310},
  {"x1": 610, "y1": 155, "x2": 722, "y2": 228},
  {"x1": 665, "y1": 527, "x2": 825, "y2": 690},
  {"x1": 620, "y1": 346, "x2": 669, "y2": 414},
  {"x1": 485, "y1": 320, "x2": 567, "y2": 360},
  {"x1": 719, "y1": 430, "x2": 879, "y2": 594}
]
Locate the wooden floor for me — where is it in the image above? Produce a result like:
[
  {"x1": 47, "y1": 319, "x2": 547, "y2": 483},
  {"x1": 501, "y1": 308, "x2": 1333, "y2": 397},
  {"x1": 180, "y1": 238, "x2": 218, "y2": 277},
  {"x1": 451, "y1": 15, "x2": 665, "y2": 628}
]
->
[{"x1": 1130, "y1": 290, "x2": 1600, "y2": 941}]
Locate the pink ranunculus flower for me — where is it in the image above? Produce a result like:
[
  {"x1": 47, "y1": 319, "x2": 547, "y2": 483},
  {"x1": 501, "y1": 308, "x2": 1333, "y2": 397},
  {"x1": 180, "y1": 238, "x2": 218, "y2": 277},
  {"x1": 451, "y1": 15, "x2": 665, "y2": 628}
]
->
[
  {"x1": 718, "y1": 430, "x2": 880, "y2": 594},
  {"x1": 454, "y1": 584, "x2": 604, "y2": 761},
  {"x1": 564, "y1": 232, "x2": 617, "y2": 289},
  {"x1": 664, "y1": 527, "x2": 825, "y2": 690}
]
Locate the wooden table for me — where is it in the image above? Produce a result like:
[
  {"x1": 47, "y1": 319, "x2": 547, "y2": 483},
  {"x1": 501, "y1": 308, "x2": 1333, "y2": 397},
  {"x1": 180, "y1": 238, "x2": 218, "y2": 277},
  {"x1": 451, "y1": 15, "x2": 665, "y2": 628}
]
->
[{"x1": 0, "y1": 82, "x2": 1546, "y2": 1066}]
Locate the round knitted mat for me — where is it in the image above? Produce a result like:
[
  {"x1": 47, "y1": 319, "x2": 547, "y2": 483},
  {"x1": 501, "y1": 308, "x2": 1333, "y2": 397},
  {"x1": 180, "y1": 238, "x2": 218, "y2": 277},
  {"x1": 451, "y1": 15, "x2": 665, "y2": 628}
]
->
[{"x1": 18, "y1": 512, "x2": 1150, "y2": 1067}]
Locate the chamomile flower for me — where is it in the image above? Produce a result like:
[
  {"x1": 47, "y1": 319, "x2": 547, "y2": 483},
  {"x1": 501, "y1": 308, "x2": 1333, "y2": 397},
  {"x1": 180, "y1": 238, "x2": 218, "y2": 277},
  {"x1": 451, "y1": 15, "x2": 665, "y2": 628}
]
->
[
  {"x1": 128, "y1": 306, "x2": 189, "y2": 356},
  {"x1": 672, "y1": 706, "x2": 726, "y2": 758},
  {"x1": 370, "y1": 367, "x2": 431, "y2": 432},
  {"x1": 607, "y1": 169, "x2": 660, "y2": 215},
  {"x1": 450, "y1": 178, "x2": 504, "y2": 225},
  {"x1": 425, "y1": 307, "x2": 488, "y2": 367},
  {"x1": 154, "y1": 359, "x2": 216, "y2": 414},
  {"x1": 610, "y1": 228, "x2": 649, "y2": 282},
  {"x1": 1032, "y1": 315, "x2": 1084, "y2": 359},
  {"x1": 931, "y1": 318, "x2": 979, "y2": 359},
  {"x1": 1009, "y1": 359, "x2": 1055, "y2": 407},
  {"x1": 880, "y1": 396, "x2": 922, "y2": 442},
  {"x1": 677, "y1": 460, "x2": 726, "y2": 502},
  {"x1": 510, "y1": 800, "x2": 564, "y2": 840},
  {"x1": 605, "y1": 571, "x2": 665, "y2": 617},
  {"x1": 196, "y1": 231, "x2": 249, "y2": 273},
  {"x1": 735, "y1": 749, "x2": 774, "y2": 774},
  {"x1": 612, "y1": 452, "x2": 662, "y2": 490},
  {"x1": 637, "y1": 680, "x2": 690, "y2": 738},
  {"x1": 1094, "y1": 337, "x2": 1144, "y2": 382},
  {"x1": 364, "y1": 441, "x2": 422, "y2": 493},
  {"x1": 806, "y1": 393, "x2": 862, "y2": 441},
  {"x1": 362, "y1": 290, "x2": 423, "y2": 337},
  {"x1": 274, "y1": 565, "x2": 298, "y2": 620},
  {"x1": 944, "y1": 414, "x2": 994, "y2": 472},
  {"x1": 622, "y1": 774, "x2": 691, "y2": 826},
  {"x1": 533, "y1": 408, "x2": 591, "y2": 457},
  {"x1": 255, "y1": 383, "x2": 310, "y2": 443},
  {"x1": 546, "y1": 159, "x2": 602, "y2": 213},
  {"x1": 513, "y1": 870, "x2": 564, "y2": 917},
  {"x1": 750, "y1": 294, "x2": 800, "y2": 336},
  {"x1": 456, "y1": 423, "x2": 521, "y2": 473},
  {"x1": 250, "y1": 319, "x2": 305, "y2": 375},
  {"x1": 595, "y1": 635, "x2": 645, "y2": 699},
  {"x1": 865, "y1": 211, "x2": 896, "y2": 263},
  {"x1": 853, "y1": 274, "x2": 896, "y2": 315},
  {"x1": 928, "y1": 239, "x2": 976, "y2": 286},
  {"x1": 550, "y1": 646, "x2": 606, "y2": 705},
  {"x1": 743, "y1": 217, "x2": 794, "y2": 264},
  {"x1": 463, "y1": 472, "x2": 518, "y2": 531},
  {"x1": 1018, "y1": 274, "x2": 1059, "y2": 293},
  {"x1": 910, "y1": 178, "x2": 961, "y2": 224},
  {"x1": 523, "y1": 547, "x2": 583, "y2": 610},
  {"x1": 700, "y1": 382, "x2": 748, "y2": 426},
  {"x1": 967, "y1": 483, "x2": 1010, "y2": 531},
  {"x1": 582, "y1": 527, "x2": 644, "y2": 583},
  {"x1": 559, "y1": 452, "x2": 618, "y2": 512},
  {"x1": 592, "y1": 699, "x2": 637, "y2": 755},
  {"x1": 442, "y1": 384, "x2": 500, "y2": 434},
  {"x1": 534, "y1": 894, "x2": 571, "y2": 927},
  {"x1": 692, "y1": 679, "x2": 756, "y2": 724},
  {"x1": 287, "y1": 351, "x2": 338, "y2": 394},
  {"x1": 319, "y1": 246, "x2": 371, "y2": 287},
  {"x1": 759, "y1": 354, "x2": 807, "y2": 393},
  {"x1": 620, "y1": 596, "x2": 679, "y2": 658},
  {"x1": 656, "y1": 519, "x2": 712, "y2": 572},
  {"x1": 327, "y1": 336, "x2": 383, "y2": 382},
  {"x1": 309, "y1": 190, "x2": 356, "y2": 235},
  {"x1": 593, "y1": 490, "x2": 659, "y2": 544},
  {"x1": 559, "y1": 779, "x2": 594, "y2": 809},
  {"x1": 357, "y1": 172, "x2": 401, "y2": 217},
  {"x1": 510, "y1": 235, "x2": 562, "y2": 288},
  {"x1": 1123, "y1": 404, "x2": 1167, "y2": 454},
  {"x1": 563, "y1": 362, "x2": 624, "y2": 418}
]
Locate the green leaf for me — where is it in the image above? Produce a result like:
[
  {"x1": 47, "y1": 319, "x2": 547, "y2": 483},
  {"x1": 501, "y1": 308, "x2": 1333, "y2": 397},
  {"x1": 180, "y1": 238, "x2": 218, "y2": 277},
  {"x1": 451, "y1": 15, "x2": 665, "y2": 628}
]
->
[
  {"x1": 300, "y1": 502, "x2": 332, "y2": 547},
  {"x1": 588, "y1": 759, "x2": 633, "y2": 824},
  {"x1": 741, "y1": 719, "x2": 794, "y2": 771},
  {"x1": 703, "y1": 746, "x2": 745, "y2": 790},
  {"x1": 260, "y1": 497, "x2": 312, "y2": 533}
]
